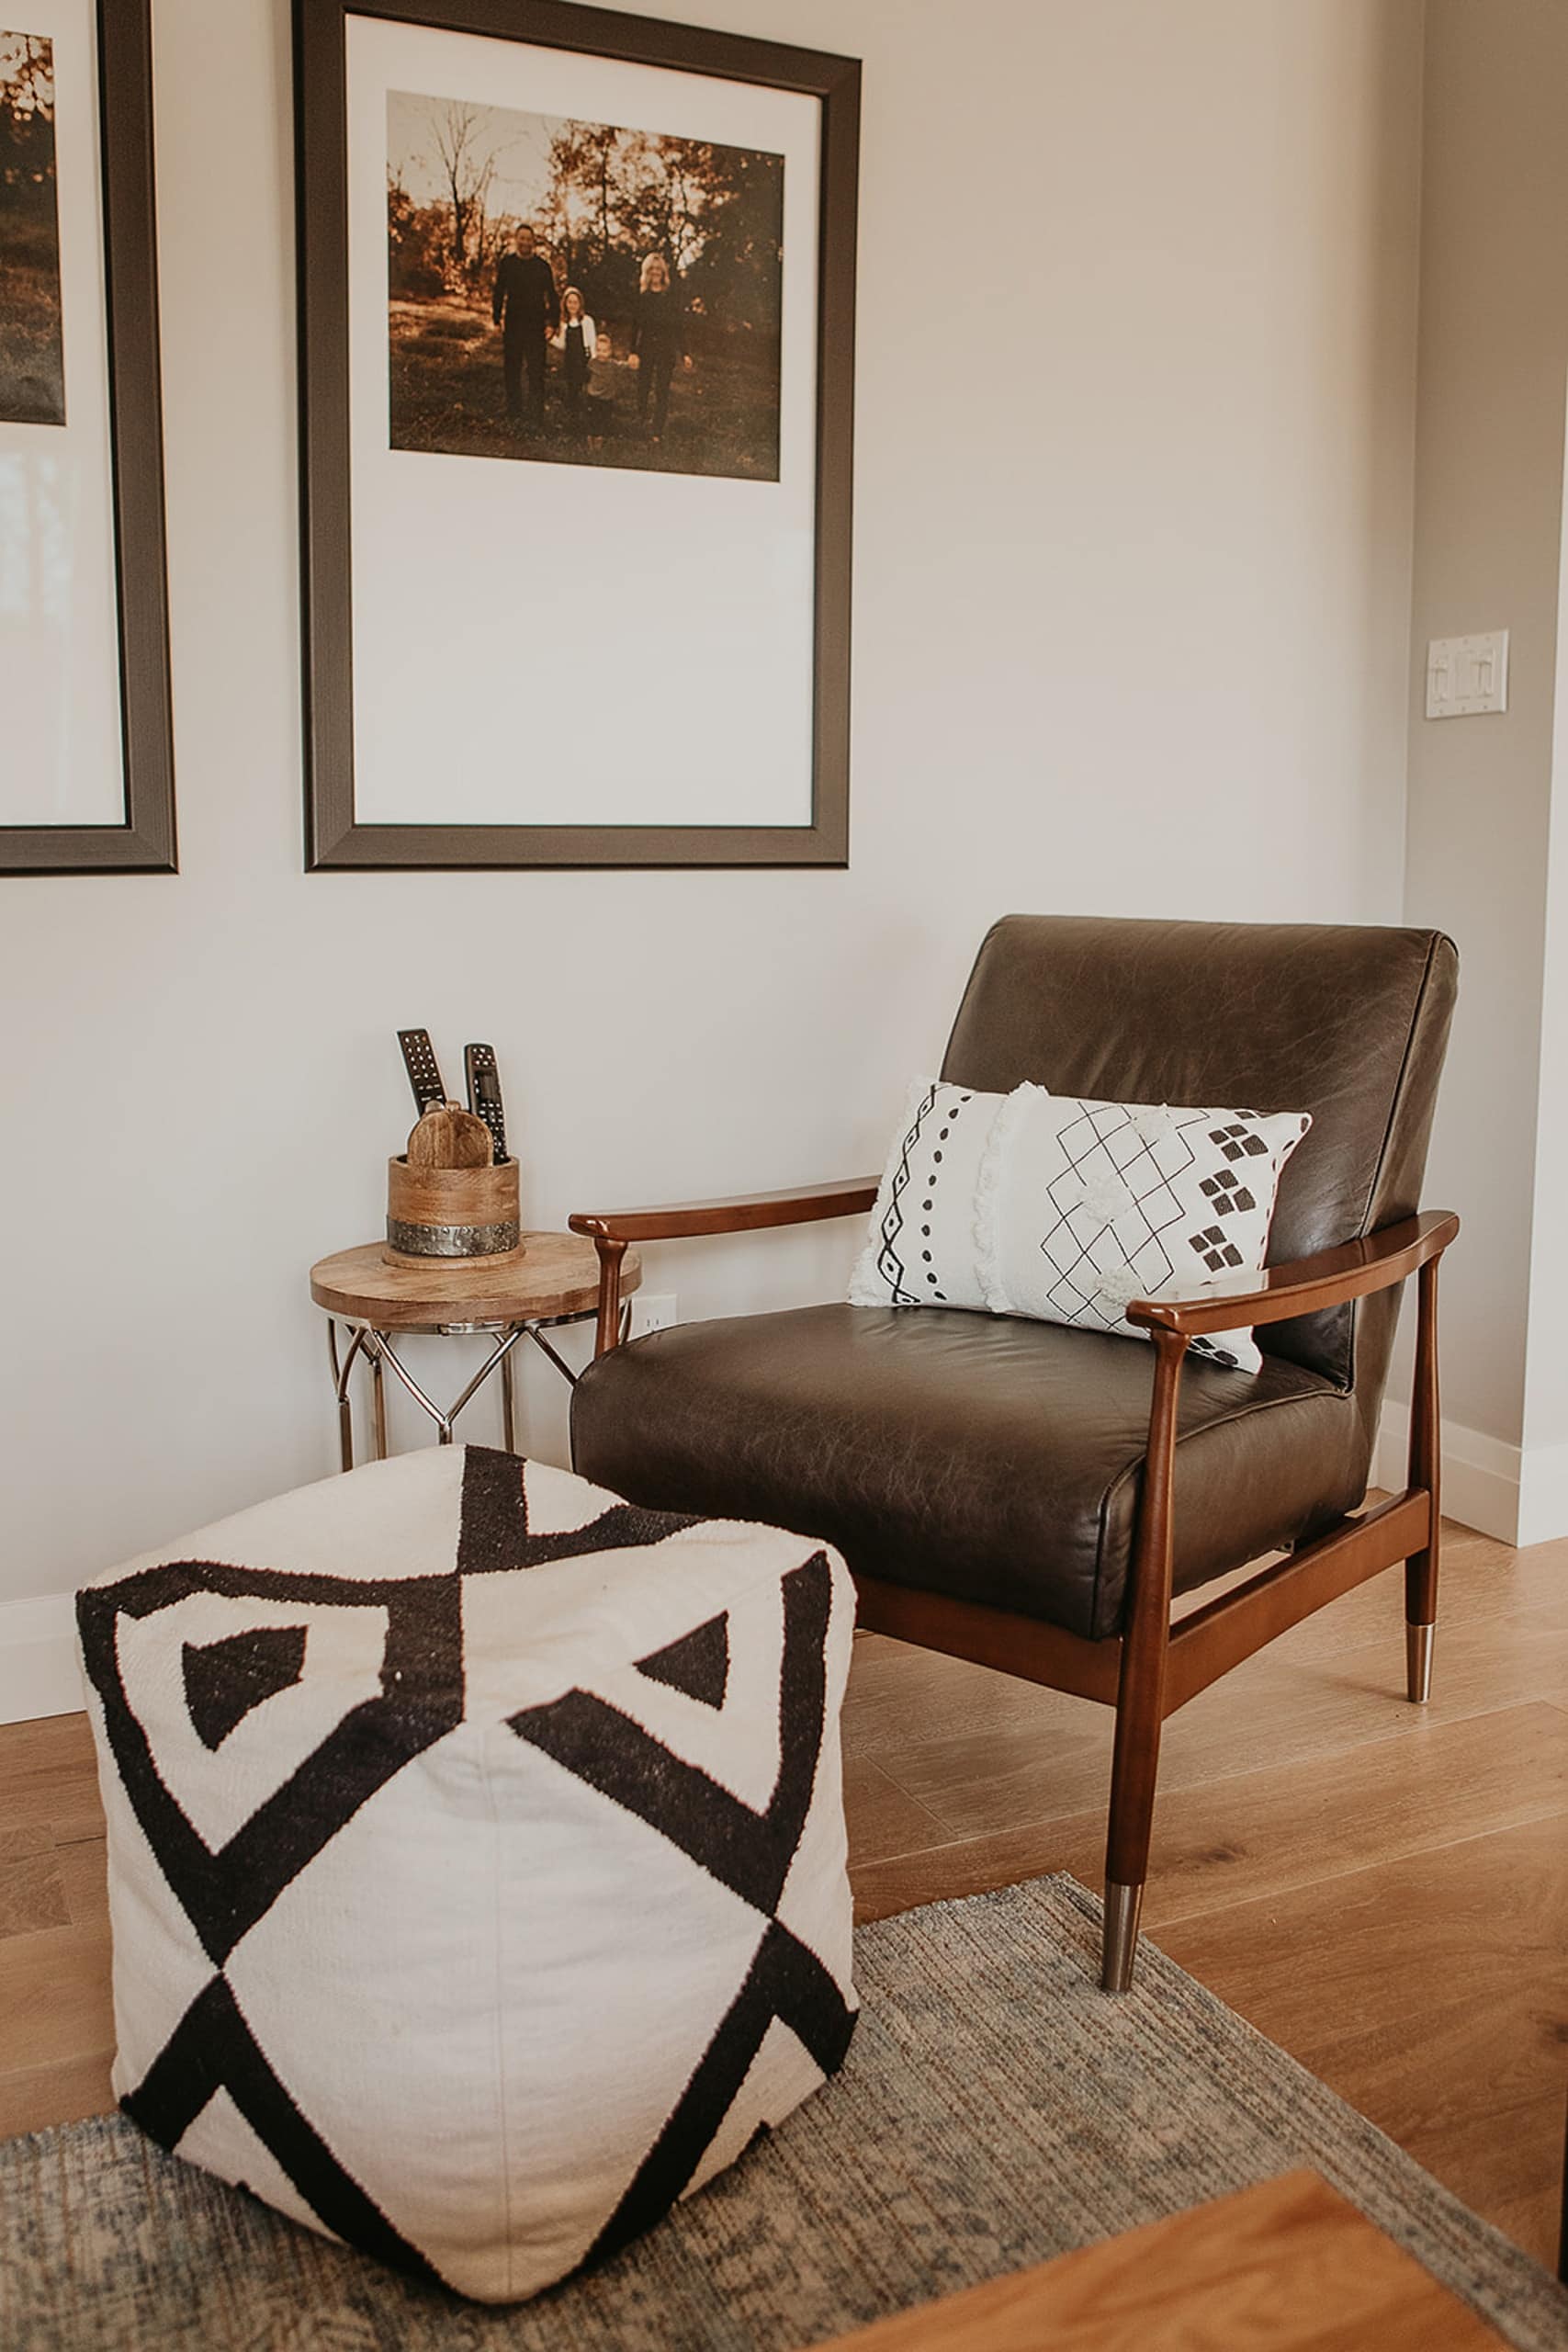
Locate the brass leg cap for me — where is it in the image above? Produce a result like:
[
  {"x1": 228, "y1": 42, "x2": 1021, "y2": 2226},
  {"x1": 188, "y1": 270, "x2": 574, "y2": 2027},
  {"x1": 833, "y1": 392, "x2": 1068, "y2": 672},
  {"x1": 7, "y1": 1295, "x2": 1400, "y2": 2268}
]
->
[
  {"x1": 1101, "y1": 1881, "x2": 1145, "y2": 1994},
  {"x1": 1406, "y1": 1620, "x2": 1435, "y2": 1704}
]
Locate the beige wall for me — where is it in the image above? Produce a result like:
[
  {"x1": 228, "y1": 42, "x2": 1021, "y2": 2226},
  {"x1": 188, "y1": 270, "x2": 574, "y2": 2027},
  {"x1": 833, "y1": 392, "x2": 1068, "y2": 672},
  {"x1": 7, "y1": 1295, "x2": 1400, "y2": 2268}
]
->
[
  {"x1": 1396, "y1": 0, "x2": 1568, "y2": 1539},
  {"x1": 0, "y1": 0, "x2": 1425, "y2": 1712}
]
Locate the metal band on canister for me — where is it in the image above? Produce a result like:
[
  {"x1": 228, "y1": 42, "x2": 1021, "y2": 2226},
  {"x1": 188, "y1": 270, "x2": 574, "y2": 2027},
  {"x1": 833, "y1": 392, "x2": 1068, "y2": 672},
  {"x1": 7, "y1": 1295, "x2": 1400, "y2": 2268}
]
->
[{"x1": 386, "y1": 1216, "x2": 521, "y2": 1260}]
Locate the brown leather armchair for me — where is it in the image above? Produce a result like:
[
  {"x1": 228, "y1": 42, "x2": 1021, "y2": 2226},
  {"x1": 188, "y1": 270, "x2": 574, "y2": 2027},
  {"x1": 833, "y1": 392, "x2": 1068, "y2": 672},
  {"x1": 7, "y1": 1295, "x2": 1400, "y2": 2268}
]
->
[{"x1": 569, "y1": 917, "x2": 1459, "y2": 1991}]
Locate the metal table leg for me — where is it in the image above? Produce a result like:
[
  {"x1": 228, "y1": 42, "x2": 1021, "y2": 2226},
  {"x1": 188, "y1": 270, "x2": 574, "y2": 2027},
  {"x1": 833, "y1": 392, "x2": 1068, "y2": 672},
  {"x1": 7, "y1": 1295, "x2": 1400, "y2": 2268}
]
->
[
  {"x1": 367, "y1": 1331, "x2": 457, "y2": 1442},
  {"x1": 326, "y1": 1309, "x2": 594, "y2": 1469},
  {"x1": 328, "y1": 1318, "x2": 369, "y2": 1473},
  {"x1": 501, "y1": 1341, "x2": 517, "y2": 1453},
  {"x1": 371, "y1": 1343, "x2": 389, "y2": 1460},
  {"x1": 326, "y1": 1318, "x2": 346, "y2": 1470}
]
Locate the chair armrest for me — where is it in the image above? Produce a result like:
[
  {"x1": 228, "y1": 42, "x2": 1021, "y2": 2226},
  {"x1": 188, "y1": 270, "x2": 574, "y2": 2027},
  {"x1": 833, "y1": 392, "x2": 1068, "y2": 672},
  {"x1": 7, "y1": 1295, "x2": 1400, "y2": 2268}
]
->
[
  {"x1": 1125, "y1": 1210, "x2": 1459, "y2": 1339},
  {"x1": 570, "y1": 1178, "x2": 879, "y2": 1245}
]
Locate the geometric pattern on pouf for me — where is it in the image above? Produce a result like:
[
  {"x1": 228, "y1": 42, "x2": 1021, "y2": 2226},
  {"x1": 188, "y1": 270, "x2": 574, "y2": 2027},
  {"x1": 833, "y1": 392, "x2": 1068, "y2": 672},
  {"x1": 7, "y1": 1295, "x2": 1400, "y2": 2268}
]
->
[{"x1": 76, "y1": 1447, "x2": 858, "y2": 2303}]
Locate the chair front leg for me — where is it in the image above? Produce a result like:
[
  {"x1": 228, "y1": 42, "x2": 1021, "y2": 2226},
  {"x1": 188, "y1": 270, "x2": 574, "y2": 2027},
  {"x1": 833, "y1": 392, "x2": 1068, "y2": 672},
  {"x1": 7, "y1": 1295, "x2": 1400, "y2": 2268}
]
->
[
  {"x1": 1102, "y1": 1327, "x2": 1187, "y2": 1992},
  {"x1": 1404, "y1": 1255, "x2": 1440, "y2": 1703}
]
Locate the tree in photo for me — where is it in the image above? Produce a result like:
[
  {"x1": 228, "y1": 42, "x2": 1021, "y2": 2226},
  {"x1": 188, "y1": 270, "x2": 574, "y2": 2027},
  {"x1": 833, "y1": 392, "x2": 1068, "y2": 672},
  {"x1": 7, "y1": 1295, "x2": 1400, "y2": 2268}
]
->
[
  {"x1": 386, "y1": 87, "x2": 784, "y2": 481},
  {"x1": 0, "y1": 28, "x2": 65, "y2": 426}
]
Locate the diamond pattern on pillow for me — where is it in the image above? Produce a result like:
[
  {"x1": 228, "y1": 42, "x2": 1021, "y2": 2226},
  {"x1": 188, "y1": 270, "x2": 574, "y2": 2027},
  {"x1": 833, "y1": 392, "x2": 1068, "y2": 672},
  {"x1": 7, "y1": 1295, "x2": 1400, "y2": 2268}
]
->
[
  {"x1": 850, "y1": 1078, "x2": 1310, "y2": 1375},
  {"x1": 983, "y1": 1086, "x2": 1310, "y2": 1372}
]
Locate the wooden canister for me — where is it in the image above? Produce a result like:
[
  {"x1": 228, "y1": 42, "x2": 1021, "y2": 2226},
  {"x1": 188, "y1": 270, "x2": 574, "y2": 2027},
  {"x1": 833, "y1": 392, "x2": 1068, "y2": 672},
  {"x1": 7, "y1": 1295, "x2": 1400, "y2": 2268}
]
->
[{"x1": 385, "y1": 1155, "x2": 522, "y2": 1263}]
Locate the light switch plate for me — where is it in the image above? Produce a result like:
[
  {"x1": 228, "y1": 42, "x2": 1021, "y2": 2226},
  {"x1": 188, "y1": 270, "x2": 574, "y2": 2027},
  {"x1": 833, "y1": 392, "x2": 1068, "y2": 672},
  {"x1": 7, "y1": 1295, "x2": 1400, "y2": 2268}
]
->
[{"x1": 1427, "y1": 630, "x2": 1508, "y2": 718}]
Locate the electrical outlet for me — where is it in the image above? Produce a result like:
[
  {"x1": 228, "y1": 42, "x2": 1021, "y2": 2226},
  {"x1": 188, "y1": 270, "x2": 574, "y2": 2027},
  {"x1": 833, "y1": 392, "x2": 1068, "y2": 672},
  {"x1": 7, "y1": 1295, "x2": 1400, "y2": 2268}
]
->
[{"x1": 631, "y1": 1292, "x2": 678, "y2": 1337}]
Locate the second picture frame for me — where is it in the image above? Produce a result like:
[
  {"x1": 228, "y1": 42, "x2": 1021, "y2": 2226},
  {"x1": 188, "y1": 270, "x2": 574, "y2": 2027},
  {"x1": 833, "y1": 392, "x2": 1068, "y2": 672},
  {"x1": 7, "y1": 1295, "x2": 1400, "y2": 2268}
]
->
[{"x1": 295, "y1": 0, "x2": 860, "y2": 871}]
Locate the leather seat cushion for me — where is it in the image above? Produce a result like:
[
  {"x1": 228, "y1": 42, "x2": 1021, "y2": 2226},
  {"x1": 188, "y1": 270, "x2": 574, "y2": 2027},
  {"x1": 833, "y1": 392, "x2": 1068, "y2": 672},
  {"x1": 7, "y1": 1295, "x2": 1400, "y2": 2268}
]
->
[{"x1": 570, "y1": 1305, "x2": 1371, "y2": 1643}]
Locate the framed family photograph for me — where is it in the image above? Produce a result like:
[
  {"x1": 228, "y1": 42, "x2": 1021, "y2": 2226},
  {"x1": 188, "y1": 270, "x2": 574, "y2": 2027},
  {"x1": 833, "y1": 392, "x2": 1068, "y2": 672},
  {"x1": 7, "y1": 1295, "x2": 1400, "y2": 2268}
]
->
[
  {"x1": 295, "y1": 0, "x2": 859, "y2": 868},
  {"x1": 0, "y1": 0, "x2": 175, "y2": 874}
]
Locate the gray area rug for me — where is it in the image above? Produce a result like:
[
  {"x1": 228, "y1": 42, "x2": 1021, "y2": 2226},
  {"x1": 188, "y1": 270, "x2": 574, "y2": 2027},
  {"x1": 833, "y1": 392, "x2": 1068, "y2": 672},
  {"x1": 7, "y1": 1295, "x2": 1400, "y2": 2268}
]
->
[{"x1": 4, "y1": 1874, "x2": 1565, "y2": 2350}]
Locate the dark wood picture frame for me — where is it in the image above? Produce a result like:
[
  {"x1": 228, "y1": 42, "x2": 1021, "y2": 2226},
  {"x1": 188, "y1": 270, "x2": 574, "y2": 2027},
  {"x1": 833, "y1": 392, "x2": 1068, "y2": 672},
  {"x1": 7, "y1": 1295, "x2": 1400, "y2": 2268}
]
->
[
  {"x1": 295, "y1": 0, "x2": 859, "y2": 871},
  {"x1": 0, "y1": 0, "x2": 176, "y2": 877}
]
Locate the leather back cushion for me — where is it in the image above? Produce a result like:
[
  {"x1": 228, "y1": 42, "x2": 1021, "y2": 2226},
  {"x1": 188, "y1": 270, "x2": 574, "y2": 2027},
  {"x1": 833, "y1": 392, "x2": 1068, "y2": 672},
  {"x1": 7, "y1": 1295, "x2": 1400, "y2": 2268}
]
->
[{"x1": 941, "y1": 917, "x2": 1458, "y2": 1384}]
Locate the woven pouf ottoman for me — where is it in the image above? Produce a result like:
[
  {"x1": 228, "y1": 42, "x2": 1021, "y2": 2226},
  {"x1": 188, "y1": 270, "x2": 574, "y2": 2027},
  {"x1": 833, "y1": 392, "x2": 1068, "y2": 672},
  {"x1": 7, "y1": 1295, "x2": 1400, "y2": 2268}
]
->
[{"x1": 76, "y1": 1445, "x2": 858, "y2": 2303}]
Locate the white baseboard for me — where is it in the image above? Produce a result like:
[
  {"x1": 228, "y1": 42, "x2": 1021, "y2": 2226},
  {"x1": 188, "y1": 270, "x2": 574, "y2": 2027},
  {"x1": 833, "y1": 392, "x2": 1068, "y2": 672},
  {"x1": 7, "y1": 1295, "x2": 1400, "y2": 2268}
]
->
[
  {"x1": 1375, "y1": 1400, "x2": 1525, "y2": 1545},
  {"x1": 0, "y1": 1592, "x2": 85, "y2": 1726}
]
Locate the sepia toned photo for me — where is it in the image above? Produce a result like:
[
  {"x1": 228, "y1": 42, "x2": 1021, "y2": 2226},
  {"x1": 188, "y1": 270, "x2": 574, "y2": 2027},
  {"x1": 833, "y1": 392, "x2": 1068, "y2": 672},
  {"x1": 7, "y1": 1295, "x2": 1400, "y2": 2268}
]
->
[
  {"x1": 0, "y1": 28, "x2": 64, "y2": 426},
  {"x1": 387, "y1": 90, "x2": 784, "y2": 481}
]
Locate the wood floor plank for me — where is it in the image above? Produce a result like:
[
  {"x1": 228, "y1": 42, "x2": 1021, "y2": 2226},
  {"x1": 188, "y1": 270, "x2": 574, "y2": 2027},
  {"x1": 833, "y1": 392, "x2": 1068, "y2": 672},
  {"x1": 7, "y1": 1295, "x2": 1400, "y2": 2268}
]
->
[
  {"x1": 1394, "y1": 2093, "x2": 1567, "y2": 2260},
  {"x1": 854, "y1": 1818, "x2": 1084, "y2": 1927},
  {"x1": 1154, "y1": 1815, "x2": 1568, "y2": 2267},
  {"x1": 844, "y1": 1523, "x2": 1568, "y2": 1768},
  {"x1": 56, "y1": 1835, "x2": 107, "y2": 1932},
  {"x1": 874, "y1": 1621, "x2": 1568, "y2": 1841},
  {"x1": 1489, "y1": 2184, "x2": 1565, "y2": 2278},
  {"x1": 0, "y1": 1713, "x2": 104, "y2": 1845},
  {"x1": 1157, "y1": 1815, "x2": 1566, "y2": 2078},
  {"x1": 844, "y1": 1631, "x2": 1084, "y2": 1758},
  {"x1": 0, "y1": 1916, "x2": 113, "y2": 2077},
  {"x1": 852, "y1": 1704, "x2": 1568, "y2": 1931},
  {"x1": 0, "y1": 1846, "x2": 70, "y2": 1941},
  {"x1": 0, "y1": 2050, "x2": 115, "y2": 2141},
  {"x1": 843, "y1": 1757, "x2": 950, "y2": 1872},
  {"x1": 0, "y1": 1827, "x2": 52, "y2": 1863},
  {"x1": 1037, "y1": 1703, "x2": 1568, "y2": 1928}
]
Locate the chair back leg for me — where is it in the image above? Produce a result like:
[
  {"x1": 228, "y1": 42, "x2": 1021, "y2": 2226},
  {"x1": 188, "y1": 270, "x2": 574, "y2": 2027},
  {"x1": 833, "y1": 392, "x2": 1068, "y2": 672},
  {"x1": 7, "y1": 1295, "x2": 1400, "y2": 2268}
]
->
[
  {"x1": 1102, "y1": 1329, "x2": 1187, "y2": 1992},
  {"x1": 1404, "y1": 1254, "x2": 1441, "y2": 1703}
]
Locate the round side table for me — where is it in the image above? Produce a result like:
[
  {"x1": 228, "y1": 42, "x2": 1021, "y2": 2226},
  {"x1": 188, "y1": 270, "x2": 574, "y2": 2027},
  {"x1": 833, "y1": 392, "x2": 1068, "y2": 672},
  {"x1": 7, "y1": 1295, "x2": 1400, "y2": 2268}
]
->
[{"x1": 309, "y1": 1233, "x2": 643, "y2": 1469}]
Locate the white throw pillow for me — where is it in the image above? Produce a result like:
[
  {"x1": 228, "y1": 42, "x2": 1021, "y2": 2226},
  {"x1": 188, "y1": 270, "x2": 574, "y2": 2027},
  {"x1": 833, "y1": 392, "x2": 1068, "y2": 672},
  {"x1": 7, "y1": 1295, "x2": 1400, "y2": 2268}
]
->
[{"x1": 851, "y1": 1079, "x2": 1310, "y2": 1374}]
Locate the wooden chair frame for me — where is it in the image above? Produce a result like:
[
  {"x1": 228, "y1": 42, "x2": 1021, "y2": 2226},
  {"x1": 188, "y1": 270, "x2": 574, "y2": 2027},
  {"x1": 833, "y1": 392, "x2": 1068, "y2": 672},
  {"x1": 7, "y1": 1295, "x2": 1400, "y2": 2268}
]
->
[{"x1": 570, "y1": 1186, "x2": 1459, "y2": 1990}]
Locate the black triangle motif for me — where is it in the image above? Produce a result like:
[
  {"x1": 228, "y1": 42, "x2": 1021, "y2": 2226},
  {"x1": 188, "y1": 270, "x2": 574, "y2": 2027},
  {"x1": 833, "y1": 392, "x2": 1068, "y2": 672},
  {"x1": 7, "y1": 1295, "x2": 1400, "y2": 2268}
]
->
[
  {"x1": 511, "y1": 1555, "x2": 832, "y2": 1917},
  {"x1": 635, "y1": 1611, "x2": 729, "y2": 1709},
  {"x1": 122, "y1": 1976, "x2": 440, "y2": 2284},
  {"x1": 74, "y1": 1442, "x2": 707, "y2": 1974},
  {"x1": 582, "y1": 1919, "x2": 855, "y2": 2270},
  {"x1": 182, "y1": 1625, "x2": 308, "y2": 1751},
  {"x1": 457, "y1": 1446, "x2": 706, "y2": 1575},
  {"x1": 80, "y1": 1564, "x2": 465, "y2": 1966}
]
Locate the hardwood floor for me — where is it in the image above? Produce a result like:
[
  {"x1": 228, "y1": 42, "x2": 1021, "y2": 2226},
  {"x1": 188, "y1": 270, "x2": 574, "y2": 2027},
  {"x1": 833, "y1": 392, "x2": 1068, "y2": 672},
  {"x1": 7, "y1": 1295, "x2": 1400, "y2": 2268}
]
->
[{"x1": 3, "y1": 1514, "x2": 1565, "y2": 2267}]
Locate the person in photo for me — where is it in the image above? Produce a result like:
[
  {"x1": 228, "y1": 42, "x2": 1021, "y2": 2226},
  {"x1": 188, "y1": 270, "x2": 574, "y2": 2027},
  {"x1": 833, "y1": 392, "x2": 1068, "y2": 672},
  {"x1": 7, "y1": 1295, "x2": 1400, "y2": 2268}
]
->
[
  {"x1": 550, "y1": 285, "x2": 596, "y2": 435},
  {"x1": 631, "y1": 252, "x2": 690, "y2": 442},
  {"x1": 387, "y1": 90, "x2": 783, "y2": 479},
  {"x1": 491, "y1": 222, "x2": 558, "y2": 429}
]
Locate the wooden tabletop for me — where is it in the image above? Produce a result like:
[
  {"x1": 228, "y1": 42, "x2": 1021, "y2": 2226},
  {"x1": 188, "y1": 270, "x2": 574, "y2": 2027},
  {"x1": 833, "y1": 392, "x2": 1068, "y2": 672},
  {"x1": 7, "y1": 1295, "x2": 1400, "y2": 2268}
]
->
[
  {"x1": 812, "y1": 2171, "x2": 1507, "y2": 2351},
  {"x1": 309, "y1": 1233, "x2": 642, "y2": 1329}
]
